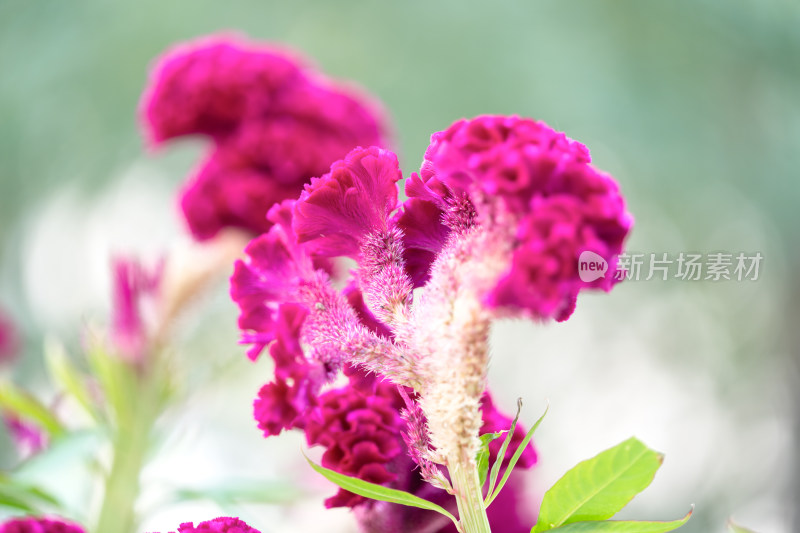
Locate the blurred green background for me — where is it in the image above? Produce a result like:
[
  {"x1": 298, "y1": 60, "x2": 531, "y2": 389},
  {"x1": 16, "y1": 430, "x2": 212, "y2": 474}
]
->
[{"x1": 1, "y1": 1, "x2": 798, "y2": 532}]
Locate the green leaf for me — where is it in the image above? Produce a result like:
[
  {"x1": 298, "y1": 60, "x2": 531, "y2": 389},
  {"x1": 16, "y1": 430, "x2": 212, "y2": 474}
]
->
[
  {"x1": 86, "y1": 339, "x2": 136, "y2": 428},
  {"x1": 532, "y1": 437, "x2": 663, "y2": 532},
  {"x1": 486, "y1": 402, "x2": 548, "y2": 507},
  {"x1": 305, "y1": 455, "x2": 459, "y2": 528},
  {"x1": 0, "y1": 474, "x2": 62, "y2": 513},
  {"x1": 544, "y1": 509, "x2": 691, "y2": 532},
  {"x1": 477, "y1": 431, "x2": 504, "y2": 487},
  {"x1": 0, "y1": 381, "x2": 65, "y2": 438},
  {"x1": 727, "y1": 520, "x2": 758, "y2": 533},
  {"x1": 487, "y1": 398, "x2": 522, "y2": 498},
  {"x1": 45, "y1": 338, "x2": 101, "y2": 423}
]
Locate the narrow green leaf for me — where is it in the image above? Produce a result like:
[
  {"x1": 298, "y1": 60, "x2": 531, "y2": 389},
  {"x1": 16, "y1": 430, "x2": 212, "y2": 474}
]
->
[
  {"x1": 543, "y1": 509, "x2": 692, "y2": 532},
  {"x1": 86, "y1": 339, "x2": 136, "y2": 427},
  {"x1": 0, "y1": 475, "x2": 62, "y2": 513},
  {"x1": 0, "y1": 381, "x2": 65, "y2": 438},
  {"x1": 487, "y1": 398, "x2": 522, "y2": 498},
  {"x1": 45, "y1": 338, "x2": 101, "y2": 423},
  {"x1": 305, "y1": 455, "x2": 459, "y2": 528},
  {"x1": 0, "y1": 486, "x2": 37, "y2": 512},
  {"x1": 533, "y1": 438, "x2": 663, "y2": 532},
  {"x1": 477, "y1": 431, "x2": 504, "y2": 487},
  {"x1": 486, "y1": 402, "x2": 548, "y2": 507},
  {"x1": 727, "y1": 520, "x2": 758, "y2": 533}
]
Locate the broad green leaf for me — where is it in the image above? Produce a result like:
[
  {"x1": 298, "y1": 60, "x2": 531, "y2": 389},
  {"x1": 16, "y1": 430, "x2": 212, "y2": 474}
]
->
[
  {"x1": 544, "y1": 509, "x2": 691, "y2": 532},
  {"x1": 0, "y1": 381, "x2": 65, "y2": 438},
  {"x1": 477, "y1": 431, "x2": 504, "y2": 487},
  {"x1": 533, "y1": 438, "x2": 663, "y2": 532},
  {"x1": 486, "y1": 402, "x2": 548, "y2": 507},
  {"x1": 45, "y1": 338, "x2": 101, "y2": 423},
  {"x1": 487, "y1": 398, "x2": 522, "y2": 498},
  {"x1": 727, "y1": 521, "x2": 758, "y2": 533},
  {"x1": 305, "y1": 455, "x2": 459, "y2": 528}
]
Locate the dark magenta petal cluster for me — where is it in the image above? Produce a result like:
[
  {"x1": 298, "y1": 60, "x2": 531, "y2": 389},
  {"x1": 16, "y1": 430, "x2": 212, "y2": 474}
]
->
[
  {"x1": 304, "y1": 381, "x2": 405, "y2": 508},
  {"x1": 421, "y1": 115, "x2": 632, "y2": 320},
  {"x1": 0, "y1": 517, "x2": 84, "y2": 533},
  {"x1": 252, "y1": 303, "x2": 328, "y2": 436},
  {"x1": 141, "y1": 34, "x2": 388, "y2": 240},
  {"x1": 231, "y1": 200, "x2": 315, "y2": 361},
  {"x1": 170, "y1": 517, "x2": 260, "y2": 533}
]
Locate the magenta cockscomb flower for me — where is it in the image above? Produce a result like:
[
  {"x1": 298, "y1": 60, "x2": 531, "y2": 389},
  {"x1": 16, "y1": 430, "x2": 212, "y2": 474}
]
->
[
  {"x1": 163, "y1": 517, "x2": 260, "y2": 533},
  {"x1": 0, "y1": 517, "x2": 84, "y2": 533},
  {"x1": 411, "y1": 115, "x2": 632, "y2": 321},
  {"x1": 141, "y1": 34, "x2": 389, "y2": 240},
  {"x1": 304, "y1": 380, "x2": 405, "y2": 508},
  {"x1": 232, "y1": 116, "x2": 630, "y2": 532}
]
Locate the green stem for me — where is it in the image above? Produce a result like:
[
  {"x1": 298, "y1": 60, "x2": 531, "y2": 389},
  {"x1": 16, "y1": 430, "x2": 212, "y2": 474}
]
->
[
  {"x1": 94, "y1": 373, "x2": 158, "y2": 533},
  {"x1": 450, "y1": 458, "x2": 492, "y2": 533}
]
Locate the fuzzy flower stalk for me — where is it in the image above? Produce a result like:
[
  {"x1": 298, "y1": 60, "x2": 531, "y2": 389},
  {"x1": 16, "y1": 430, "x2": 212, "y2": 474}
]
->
[{"x1": 232, "y1": 116, "x2": 632, "y2": 532}]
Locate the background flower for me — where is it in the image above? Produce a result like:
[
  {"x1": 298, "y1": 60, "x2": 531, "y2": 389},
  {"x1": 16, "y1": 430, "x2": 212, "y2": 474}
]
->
[{"x1": 141, "y1": 34, "x2": 389, "y2": 240}]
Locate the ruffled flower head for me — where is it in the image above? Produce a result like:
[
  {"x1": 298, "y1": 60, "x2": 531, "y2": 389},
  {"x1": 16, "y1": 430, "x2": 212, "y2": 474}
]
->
[
  {"x1": 418, "y1": 115, "x2": 632, "y2": 320},
  {"x1": 140, "y1": 34, "x2": 389, "y2": 240},
  {"x1": 172, "y1": 517, "x2": 260, "y2": 533},
  {"x1": 0, "y1": 517, "x2": 84, "y2": 533}
]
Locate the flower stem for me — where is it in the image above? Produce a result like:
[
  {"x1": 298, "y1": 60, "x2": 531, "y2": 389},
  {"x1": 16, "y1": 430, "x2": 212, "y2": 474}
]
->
[
  {"x1": 94, "y1": 370, "x2": 160, "y2": 533},
  {"x1": 450, "y1": 457, "x2": 492, "y2": 533}
]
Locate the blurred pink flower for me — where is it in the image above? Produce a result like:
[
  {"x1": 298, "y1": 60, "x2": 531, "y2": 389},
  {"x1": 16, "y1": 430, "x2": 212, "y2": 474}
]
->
[
  {"x1": 0, "y1": 308, "x2": 20, "y2": 364},
  {"x1": 166, "y1": 517, "x2": 260, "y2": 533},
  {"x1": 141, "y1": 34, "x2": 389, "y2": 240},
  {"x1": 0, "y1": 517, "x2": 84, "y2": 533},
  {"x1": 110, "y1": 256, "x2": 163, "y2": 363},
  {"x1": 3, "y1": 414, "x2": 47, "y2": 457}
]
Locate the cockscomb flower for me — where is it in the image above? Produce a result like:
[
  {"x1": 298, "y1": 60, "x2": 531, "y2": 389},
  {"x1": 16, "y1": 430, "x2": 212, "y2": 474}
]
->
[
  {"x1": 0, "y1": 517, "x2": 84, "y2": 533},
  {"x1": 141, "y1": 34, "x2": 389, "y2": 240},
  {"x1": 158, "y1": 517, "x2": 260, "y2": 533},
  {"x1": 419, "y1": 115, "x2": 632, "y2": 320},
  {"x1": 233, "y1": 115, "x2": 630, "y2": 531}
]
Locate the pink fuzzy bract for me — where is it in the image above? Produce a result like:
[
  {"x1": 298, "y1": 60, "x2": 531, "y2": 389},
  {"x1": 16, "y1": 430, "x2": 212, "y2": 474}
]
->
[{"x1": 141, "y1": 34, "x2": 388, "y2": 240}]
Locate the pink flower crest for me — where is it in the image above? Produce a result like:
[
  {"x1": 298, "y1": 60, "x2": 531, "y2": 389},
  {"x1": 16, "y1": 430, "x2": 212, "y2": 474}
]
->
[
  {"x1": 140, "y1": 34, "x2": 389, "y2": 240},
  {"x1": 0, "y1": 517, "x2": 84, "y2": 533}
]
